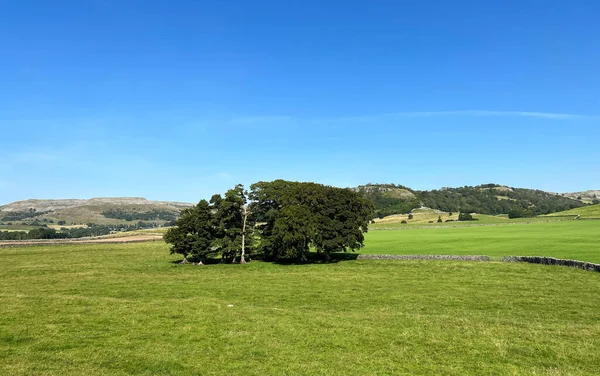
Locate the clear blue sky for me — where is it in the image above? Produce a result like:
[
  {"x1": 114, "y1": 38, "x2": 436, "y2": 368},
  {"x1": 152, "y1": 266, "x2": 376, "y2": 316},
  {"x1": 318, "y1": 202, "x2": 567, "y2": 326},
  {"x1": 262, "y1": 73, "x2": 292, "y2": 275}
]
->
[{"x1": 1, "y1": 0, "x2": 599, "y2": 204}]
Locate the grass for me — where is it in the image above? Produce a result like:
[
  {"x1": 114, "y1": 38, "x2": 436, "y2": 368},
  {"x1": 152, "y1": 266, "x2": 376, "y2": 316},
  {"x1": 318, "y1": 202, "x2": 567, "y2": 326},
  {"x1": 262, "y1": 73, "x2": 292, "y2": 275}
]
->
[
  {"x1": 363, "y1": 220, "x2": 600, "y2": 262},
  {"x1": 2, "y1": 235, "x2": 600, "y2": 375},
  {"x1": 0, "y1": 225, "x2": 41, "y2": 232},
  {"x1": 546, "y1": 203, "x2": 600, "y2": 219},
  {"x1": 2, "y1": 221, "x2": 600, "y2": 374},
  {"x1": 371, "y1": 212, "x2": 570, "y2": 229}
]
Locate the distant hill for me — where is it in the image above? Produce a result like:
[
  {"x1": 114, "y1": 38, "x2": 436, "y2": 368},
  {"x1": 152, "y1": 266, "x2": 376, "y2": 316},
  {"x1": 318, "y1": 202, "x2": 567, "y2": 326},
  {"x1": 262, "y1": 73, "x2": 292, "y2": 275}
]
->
[
  {"x1": 546, "y1": 203, "x2": 600, "y2": 219},
  {"x1": 353, "y1": 184, "x2": 420, "y2": 217},
  {"x1": 356, "y1": 183, "x2": 588, "y2": 217},
  {"x1": 0, "y1": 198, "x2": 193, "y2": 228},
  {"x1": 561, "y1": 190, "x2": 600, "y2": 204}
]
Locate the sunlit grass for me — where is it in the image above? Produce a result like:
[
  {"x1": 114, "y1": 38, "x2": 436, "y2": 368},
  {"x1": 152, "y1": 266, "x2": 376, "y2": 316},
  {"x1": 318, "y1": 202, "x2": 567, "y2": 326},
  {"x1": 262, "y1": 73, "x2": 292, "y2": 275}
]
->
[
  {"x1": 1, "y1": 237, "x2": 600, "y2": 375},
  {"x1": 364, "y1": 220, "x2": 600, "y2": 262}
]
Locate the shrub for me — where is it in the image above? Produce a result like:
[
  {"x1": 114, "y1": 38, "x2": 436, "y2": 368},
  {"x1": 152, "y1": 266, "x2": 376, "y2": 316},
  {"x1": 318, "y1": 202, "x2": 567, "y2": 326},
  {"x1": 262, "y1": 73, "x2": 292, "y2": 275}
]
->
[
  {"x1": 401, "y1": 220, "x2": 407, "y2": 224},
  {"x1": 437, "y1": 216, "x2": 443, "y2": 223},
  {"x1": 458, "y1": 212, "x2": 474, "y2": 221},
  {"x1": 408, "y1": 214, "x2": 414, "y2": 220}
]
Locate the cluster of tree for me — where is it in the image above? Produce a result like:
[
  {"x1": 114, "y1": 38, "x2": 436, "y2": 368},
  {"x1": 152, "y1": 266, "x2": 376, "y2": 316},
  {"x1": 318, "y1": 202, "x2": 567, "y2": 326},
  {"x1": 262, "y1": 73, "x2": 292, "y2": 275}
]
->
[
  {"x1": 355, "y1": 184, "x2": 420, "y2": 218},
  {"x1": 0, "y1": 209, "x2": 47, "y2": 222},
  {"x1": 0, "y1": 228, "x2": 68, "y2": 240},
  {"x1": 420, "y1": 186, "x2": 584, "y2": 215},
  {"x1": 507, "y1": 207, "x2": 536, "y2": 219},
  {"x1": 458, "y1": 212, "x2": 476, "y2": 221},
  {"x1": 0, "y1": 222, "x2": 161, "y2": 240},
  {"x1": 360, "y1": 183, "x2": 585, "y2": 217},
  {"x1": 164, "y1": 180, "x2": 374, "y2": 263},
  {"x1": 101, "y1": 208, "x2": 178, "y2": 222}
]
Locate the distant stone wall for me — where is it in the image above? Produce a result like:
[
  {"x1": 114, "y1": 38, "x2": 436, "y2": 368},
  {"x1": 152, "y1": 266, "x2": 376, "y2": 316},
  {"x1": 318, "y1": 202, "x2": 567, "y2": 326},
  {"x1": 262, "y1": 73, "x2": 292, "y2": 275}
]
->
[
  {"x1": 357, "y1": 254, "x2": 490, "y2": 261},
  {"x1": 0, "y1": 237, "x2": 160, "y2": 248},
  {"x1": 503, "y1": 256, "x2": 600, "y2": 272}
]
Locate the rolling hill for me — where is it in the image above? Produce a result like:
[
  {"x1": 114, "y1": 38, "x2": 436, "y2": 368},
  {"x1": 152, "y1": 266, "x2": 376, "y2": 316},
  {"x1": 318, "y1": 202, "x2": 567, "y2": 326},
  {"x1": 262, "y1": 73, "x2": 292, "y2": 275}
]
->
[
  {"x1": 546, "y1": 203, "x2": 600, "y2": 219},
  {"x1": 561, "y1": 190, "x2": 600, "y2": 204},
  {"x1": 0, "y1": 198, "x2": 193, "y2": 228},
  {"x1": 356, "y1": 183, "x2": 589, "y2": 217}
]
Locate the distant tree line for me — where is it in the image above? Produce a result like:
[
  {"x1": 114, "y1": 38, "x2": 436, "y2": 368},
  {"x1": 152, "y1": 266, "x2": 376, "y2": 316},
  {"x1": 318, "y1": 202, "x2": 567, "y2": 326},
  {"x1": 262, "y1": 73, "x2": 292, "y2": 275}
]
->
[
  {"x1": 0, "y1": 209, "x2": 48, "y2": 222},
  {"x1": 362, "y1": 184, "x2": 585, "y2": 217},
  {"x1": 102, "y1": 208, "x2": 178, "y2": 222},
  {"x1": 0, "y1": 222, "x2": 161, "y2": 240},
  {"x1": 164, "y1": 180, "x2": 374, "y2": 264}
]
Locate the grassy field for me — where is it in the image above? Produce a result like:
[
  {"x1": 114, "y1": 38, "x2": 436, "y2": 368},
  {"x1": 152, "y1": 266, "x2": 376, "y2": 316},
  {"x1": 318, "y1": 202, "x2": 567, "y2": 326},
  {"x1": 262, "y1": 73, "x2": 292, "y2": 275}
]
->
[
  {"x1": 371, "y1": 211, "x2": 571, "y2": 229},
  {"x1": 364, "y1": 220, "x2": 600, "y2": 262},
  {"x1": 0, "y1": 225, "x2": 41, "y2": 232},
  {"x1": 2, "y1": 241, "x2": 600, "y2": 375},
  {"x1": 546, "y1": 203, "x2": 600, "y2": 218}
]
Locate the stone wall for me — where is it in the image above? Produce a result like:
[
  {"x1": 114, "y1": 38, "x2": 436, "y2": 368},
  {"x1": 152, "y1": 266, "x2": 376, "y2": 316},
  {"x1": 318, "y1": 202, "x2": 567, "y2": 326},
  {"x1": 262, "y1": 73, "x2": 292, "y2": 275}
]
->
[
  {"x1": 503, "y1": 256, "x2": 600, "y2": 272},
  {"x1": 357, "y1": 254, "x2": 490, "y2": 261}
]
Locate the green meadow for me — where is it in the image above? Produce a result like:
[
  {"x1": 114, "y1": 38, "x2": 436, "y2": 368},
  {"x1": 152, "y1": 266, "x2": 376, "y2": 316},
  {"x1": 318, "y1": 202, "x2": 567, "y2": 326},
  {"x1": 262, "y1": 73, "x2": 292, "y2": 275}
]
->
[
  {"x1": 364, "y1": 220, "x2": 600, "y2": 262},
  {"x1": 2, "y1": 220, "x2": 600, "y2": 375},
  {"x1": 546, "y1": 203, "x2": 600, "y2": 219}
]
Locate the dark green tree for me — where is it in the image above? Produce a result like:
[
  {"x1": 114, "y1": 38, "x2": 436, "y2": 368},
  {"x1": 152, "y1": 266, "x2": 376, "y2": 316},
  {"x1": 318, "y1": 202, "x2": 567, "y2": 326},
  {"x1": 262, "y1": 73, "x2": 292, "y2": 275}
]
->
[
  {"x1": 250, "y1": 180, "x2": 373, "y2": 261},
  {"x1": 163, "y1": 200, "x2": 215, "y2": 264},
  {"x1": 211, "y1": 185, "x2": 254, "y2": 263}
]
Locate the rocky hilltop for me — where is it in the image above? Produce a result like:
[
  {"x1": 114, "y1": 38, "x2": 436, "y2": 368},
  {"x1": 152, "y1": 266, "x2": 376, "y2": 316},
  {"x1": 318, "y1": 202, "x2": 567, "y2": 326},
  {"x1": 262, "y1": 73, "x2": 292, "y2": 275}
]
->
[
  {"x1": 0, "y1": 198, "x2": 192, "y2": 212},
  {"x1": 561, "y1": 190, "x2": 600, "y2": 203},
  {"x1": 0, "y1": 198, "x2": 193, "y2": 227}
]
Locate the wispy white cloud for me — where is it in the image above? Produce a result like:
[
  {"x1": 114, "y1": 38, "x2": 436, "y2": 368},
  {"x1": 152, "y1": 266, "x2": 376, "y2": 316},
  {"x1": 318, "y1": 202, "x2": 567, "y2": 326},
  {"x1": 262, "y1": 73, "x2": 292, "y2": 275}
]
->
[
  {"x1": 327, "y1": 110, "x2": 589, "y2": 123},
  {"x1": 229, "y1": 115, "x2": 293, "y2": 125}
]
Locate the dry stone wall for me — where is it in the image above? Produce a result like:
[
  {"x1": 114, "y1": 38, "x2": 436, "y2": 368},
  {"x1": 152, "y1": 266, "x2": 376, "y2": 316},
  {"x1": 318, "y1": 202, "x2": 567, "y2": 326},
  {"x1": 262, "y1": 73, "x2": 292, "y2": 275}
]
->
[
  {"x1": 503, "y1": 256, "x2": 600, "y2": 272},
  {"x1": 357, "y1": 254, "x2": 490, "y2": 261}
]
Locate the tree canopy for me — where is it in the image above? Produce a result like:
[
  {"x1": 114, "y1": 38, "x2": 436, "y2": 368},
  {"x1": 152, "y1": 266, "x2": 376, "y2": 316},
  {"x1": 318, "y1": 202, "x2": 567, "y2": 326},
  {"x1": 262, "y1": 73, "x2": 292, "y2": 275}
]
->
[{"x1": 163, "y1": 180, "x2": 373, "y2": 263}]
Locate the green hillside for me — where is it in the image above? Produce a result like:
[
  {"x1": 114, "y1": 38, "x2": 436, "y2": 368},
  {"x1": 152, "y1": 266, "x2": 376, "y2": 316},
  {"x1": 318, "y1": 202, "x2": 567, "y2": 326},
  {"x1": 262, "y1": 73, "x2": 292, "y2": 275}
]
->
[
  {"x1": 0, "y1": 198, "x2": 192, "y2": 228},
  {"x1": 358, "y1": 183, "x2": 586, "y2": 217},
  {"x1": 546, "y1": 203, "x2": 600, "y2": 218}
]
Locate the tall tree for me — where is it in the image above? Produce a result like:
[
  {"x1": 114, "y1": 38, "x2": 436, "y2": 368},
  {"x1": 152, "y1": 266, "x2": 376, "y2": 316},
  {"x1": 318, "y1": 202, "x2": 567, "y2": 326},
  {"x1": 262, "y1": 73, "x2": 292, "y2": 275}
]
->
[
  {"x1": 250, "y1": 180, "x2": 373, "y2": 261},
  {"x1": 211, "y1": 185, "x2": 254, "y2": 263},
  {"x1": 163, "y1": 200, "x2": 215, "y2": 264}
]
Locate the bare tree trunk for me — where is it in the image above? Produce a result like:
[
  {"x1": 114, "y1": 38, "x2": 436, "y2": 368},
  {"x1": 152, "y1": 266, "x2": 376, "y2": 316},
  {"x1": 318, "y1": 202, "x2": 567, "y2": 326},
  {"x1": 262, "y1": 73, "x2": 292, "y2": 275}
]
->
[{"x1": 240, "y1": 205, "x2": 248, "y2": 264}]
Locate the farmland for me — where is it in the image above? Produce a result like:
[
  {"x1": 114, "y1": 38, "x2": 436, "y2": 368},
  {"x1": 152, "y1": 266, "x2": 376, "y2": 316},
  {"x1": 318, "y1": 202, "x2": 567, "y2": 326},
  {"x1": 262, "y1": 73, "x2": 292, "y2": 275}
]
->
[
  {"x1": 364, "y1": 220, "x2": 600, "y2": 262},
  {"x1": 546, "y1": 203, "x2": 600, "y2": 219},
  {"x1": 2, "y1": 219, "x2": 600, "y2": 375}
]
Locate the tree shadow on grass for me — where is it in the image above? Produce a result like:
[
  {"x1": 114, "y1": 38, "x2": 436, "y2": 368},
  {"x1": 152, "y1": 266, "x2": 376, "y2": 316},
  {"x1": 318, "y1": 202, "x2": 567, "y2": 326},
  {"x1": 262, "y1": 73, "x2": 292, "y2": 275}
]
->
[
  {"x1": 171, "y1": 252, "x2": 359, "y2": 266},
  {"x1": 170, "y1": 257, "x2": 223, "y2": 265},
  {"x1": 270, "y1": 252, "x2": 359, "y2": 265}
]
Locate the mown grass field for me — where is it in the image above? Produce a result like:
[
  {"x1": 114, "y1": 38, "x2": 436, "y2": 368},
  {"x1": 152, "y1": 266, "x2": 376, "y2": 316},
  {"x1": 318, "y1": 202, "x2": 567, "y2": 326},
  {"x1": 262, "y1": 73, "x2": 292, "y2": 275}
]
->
[
  {"x1": 371, "y1": 213, "x2": 569, "y2": 229},
  {"x1": 546, "y1": 203, "x2": 600, "y2": 218},
  {"x1": 2, "y1": 221, "x2": 600, "y2": 375},
  {"x1": 364, "y1": 220, "x2": 600, "y2": 262}
]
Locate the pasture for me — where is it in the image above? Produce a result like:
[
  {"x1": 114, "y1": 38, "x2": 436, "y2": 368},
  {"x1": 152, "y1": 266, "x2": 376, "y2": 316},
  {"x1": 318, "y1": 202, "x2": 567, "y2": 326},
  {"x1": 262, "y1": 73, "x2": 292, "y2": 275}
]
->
[
  {"x1": 546, "y1": 203, "x2": 600, "y2": 219},
  {"x1": 364, "y1": 220, "x2": 600, "y2": 262},
  {"x1": 1, "y1": 220, "x2": 600, "y2": 375},
  {"x1": 371, "y1": 212, "x2": 572, "y2": 229}
]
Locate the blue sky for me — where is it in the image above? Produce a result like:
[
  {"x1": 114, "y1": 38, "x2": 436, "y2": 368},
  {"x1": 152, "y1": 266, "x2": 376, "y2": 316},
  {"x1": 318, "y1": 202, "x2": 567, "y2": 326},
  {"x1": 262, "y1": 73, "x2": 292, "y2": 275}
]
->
[{"x1": 1, "y1": 0, "x2": 599, "y2": 204}]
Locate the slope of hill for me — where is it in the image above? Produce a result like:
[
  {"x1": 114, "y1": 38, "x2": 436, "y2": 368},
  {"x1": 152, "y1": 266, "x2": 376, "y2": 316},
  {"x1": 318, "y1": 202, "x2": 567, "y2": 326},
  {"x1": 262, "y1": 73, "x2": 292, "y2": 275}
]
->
[
  {"x1": 561, "y1": 190, "x2": 600, "y2": 204},
  {"x1": 354, "y1": 184, "x2": 420, "y2": 217},
  {"x1": 546, "y1": 203, "x2": 600, "y2": 219},
  {"x1": 357, "y1": 183, "x2": 587, "y2": 217},
  {"x1": 0, "y1": 198, "x2": 192, "y2": 227}
]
